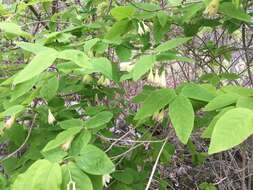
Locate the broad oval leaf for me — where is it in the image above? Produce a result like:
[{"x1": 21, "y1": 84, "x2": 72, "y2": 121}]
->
[
  {"x1": 111, "y1": 6, "x2": 136, "y2": 21},
  {"x1": 169, "y1": 95, "x2": 194, "y2": 144},
  {"x1": 58, "y1": 49, "x2": 92, "y2": 69},
  {"x1": 135, "y1": 88, "x2": 176, "y2": 120},
  {"x1": 75, "y1": 144, "x2": 115, "y2": 175},
  {"x1": 0, "y1": 22, "x2": 32, "y2": 39},
  {"x1": 16, "y1": 42, "x2": 53, "y2": 54},
  {"x1": 180, "y1": 83, "x2": 215, "y2": 102},
  {"x1": 219, "y1": 2, "x2": 251, "y2": 22},
  {"x1": 132, "y1": 55, "x2": 156, "y2": 81},
  {"x1": 155, "y1": 37, "x2": 192, "y2": 53},
  {"x1": 204, "y1": 93, "x2": 240, "y2": 111},
  {"x1": 11, "y1": 159, "x2": 62, "y2": 190},
  {"x1": 40, "y1": 75, "x2": 59, "y2": 101},
  {"x1": 61, "y1": 162, "x2": 93, "y2": 190},
  {"x1": 84, "y1": 111, "x2": 113, "y2": 129},
  {"x1": 209, "y1": 108, "x2": 253, "y2": 154},
  {"x1": 90, "y1": 57, "x2": 119, "y2": 81},
  {"x1": 42, "y1": 127, "x2": 82, "y2": 152},
  {"x1": 13, "y1": 49, "x2": 58, "y2": 85}
]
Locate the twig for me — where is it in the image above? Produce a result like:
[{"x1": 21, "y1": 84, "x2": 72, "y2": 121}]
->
[
  {"x1": 0, "y1": 114, "x2": 37, "y2": 163},
  {"x1": 145, "y1": 136, "x2": 169, "y2": 190}
]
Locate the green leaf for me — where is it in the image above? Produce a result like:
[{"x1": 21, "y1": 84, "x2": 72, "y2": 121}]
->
[
  {"x1": 155, "y1": 37, "x2": 192, "y2": 53},
  {"x1": 236, "y1": 97, "x2": 253, "y2": 110},
  {"x1": 111, "y1": 6, "x2": 136, "y2": 21},
  {"x1": 0, "y1": 105, "x2": 25, "y2": 118},
  {"x1": 70, "y1": 130, "x2": 92, "y2": 156},
  {"x1": 0, "y1": 22, "x2": 32, "y2": 39},
  {"x1": 83, "y1": 38, "x2": 100, "y2": 52},
  {"x1": 91, "y1": 57, "x2": 118, "y2": 81},
  {"x1": 61, "y1": 162, "x2": 93, "y2": 190},
  {"x1": 105, "y1": 20, "x2": 130, "y2": 41},
  {"x1": 180, "y1": 83, "x2": 215, "y2": 102},
  {"x1": 181, "y1": 3, "x2": 204, "y2": 23},
  {"x1": 157, "y1": 11, "x2": 168, "y2": 27},
  {"x1": 11, "y1": 159, "x2": 62, "y2": 190},
  {"x1": 221, "y1": 85, "x2": 253, "y2": 97},
  {"x1": 132, "y1": 55, "x2": 156, "y2": 81},
  {"x1": 75, "y1": 144, "x2": 115, "y2": 175},
  {"x1": 13, "y1": 49, "x2": 58, "y2": 85},
  {"x1": 219, "y1": 2, "x2": 251, "y2": 23},
  {"x1": 84, "y1": 111, "x2": 113, "y2": 129},
  {"x1": 40, "y1": 75, "x2": 59, "y2": 101},
  {"x1": 169, "y1": 95, "x2": 194, "y2": 144},
  {"x1": 209, "y1": 108, "x2": 253, "y2": 154},
  {"x1": 58, "y1": 49, "x2": 92, "y2": 69},
  {"x1": 58, "y1": 119, "x2": 84, "y2": 129},
  {"x1": 201, "y1": 107, "x2": 233, "y2": 139},
  {"x1": 135, "y1": 89, "x2": 176, "y2": 120},
  {"x1": 16, "y1": 42, "x2": 53, "y2": 54},
  {"x1": 204, "y1": 93, "x2": 240, "y2": 111},
  {"x1": 11, "y1": 76, "x2": 39, "y2": 101},
  {"x1": 116, "y1": 45, "x2": 132, "y2": 61},
  {"x1": 42, "y1": 127, "x2": 82, "y2": 152}
]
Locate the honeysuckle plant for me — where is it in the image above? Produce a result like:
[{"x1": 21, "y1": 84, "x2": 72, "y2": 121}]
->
[{"x1": 0, "y1": 0, "x2": 252, "y2": 189}]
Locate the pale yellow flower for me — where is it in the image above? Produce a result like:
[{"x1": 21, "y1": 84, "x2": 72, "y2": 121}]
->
[
  {"x1": 4, "y1": 116, "x2": 15, "y2": 129},
  {"x1": 48, "y1": 109, "x2": 56, "y2": 124},
  {"x1": 102, "y1": 174, "x2": 112, "y2": 187},
  {"x1": 204, "y1": 0, "x2": 220, "y2": 16}
]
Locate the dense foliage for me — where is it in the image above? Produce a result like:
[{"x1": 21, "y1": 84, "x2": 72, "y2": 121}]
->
[{"x1": 0, "y1": 0, "x2": 253, "y2": 189}]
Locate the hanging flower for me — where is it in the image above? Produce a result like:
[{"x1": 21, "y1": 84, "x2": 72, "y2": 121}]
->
[
  {"x1": 138, "y1": 22, "x2": 150, "y2": 35},
  {"x1": 137, "y1": 23, "x2": 145, "y2": 35},
  {"x1": 102, "y1": 174, "x2": 112, "y2": 187},
  {"x1": 147, "y1": 69, "x2": 154, "y2": 83},
  {"x1": 154, "y1": 69, "x2": 160, "y2": 85},
  {"x1": 142, "y1": 22, "x2": 150, "y2": 33},
  {"x1": 48, "y1": 109, "x2": 56, "y2": 124},
  {"x1": 82, "y1": 74, "x2": 93, "y2": 84},
  {"x1": 153, "y1": 110, "x2": 165, "y2": 123},
  {"x1": 204, "y1": 0, "x2": 220, "y2": 16},
  {"x1": 61, "y1": 138, "x2": 73, "y2": 151},
  {"x1": 67, "y1": 180, "x2": 76, "y2": 190},
  {"x1": 159, "y1": 70, "x2": 167, "y2": 87},
  {"x1": 4, "y1": 116, "x2": 15, "y2": 129}
]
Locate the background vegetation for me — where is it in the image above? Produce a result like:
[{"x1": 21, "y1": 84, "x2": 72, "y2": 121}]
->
[{"x1": 0, "y1": 0, "x2": 253, "y2": 189}]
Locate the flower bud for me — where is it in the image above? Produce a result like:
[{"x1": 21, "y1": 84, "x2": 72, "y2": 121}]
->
[
  {"x1": 48, "y1": 109, "x2": 56, "y2": 124},
  {"x1": 153, "y1": 110, "x2": 165, "y2": 123},
  {"x1": 154, "y1": 69, "x2": 160, "y2": 85},
  {"x1": 142, "y1": 22, "x2": 150, "y2": 33},
  {"x1": 147, "y1": 69, "x2": 154, "y2": 83},
  {"x1": 137, "y1": 23, "x2": 145, "y2": 35},
  {"x1": 67, "y1": 180, "x2": 76, "y2": 190},
  {"x1": 204, "y1": 0, "x2": 220, "y2": 16},
  {"x1": 102, "y1": 174, "x2": 112, "y2": 187},
  {"x1": 61, "y1": 138, "x2": 73, "y2": 151},
  {"x1": 82, "y1": 74, "x2": 93, "y2": 84},
  {"x1": 4, "y1": 116, "x2": 15, "y2": 129},
  {"x1": 159, "y1": 70, "x2": 167, "y2": 87}
]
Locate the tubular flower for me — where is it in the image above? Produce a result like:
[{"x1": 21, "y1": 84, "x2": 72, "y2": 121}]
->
[
  {"x1": 153, "y1": 110, "x2": 165, "y2": 123},
  {"x1": 147, "y1": 69, "x2": 154, "y2": 83},
  {"x1": 67, "y1": 180, "x2": 76, "y2": 190},
  {"x1": 4, "y1": 116, "x2": 15, "y2": 129},
  {"x1": 137, "y1": 23, "x2": 145, "y2": 35},
  {"x1": 159, "y1": 70, "x2": 167, "y2": 87},
  {"x1": 204, "y1": 0, "x2": 220, "y2": 16},
  {"x1": 102, "y1": 174, "x2": 112, "y2": 187},
  {"x1": 61, "y1": 138, "x2": 73, "y2": 151},
  {"x1": 82, "y1": 74, "x2": 93, "y2": 84},
  {"x1": 154, "y1": 69, "x2": 160, "y2": 85},
  {"x1": 48, "y1": 109, "x2": 56, "y2": 124}
]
